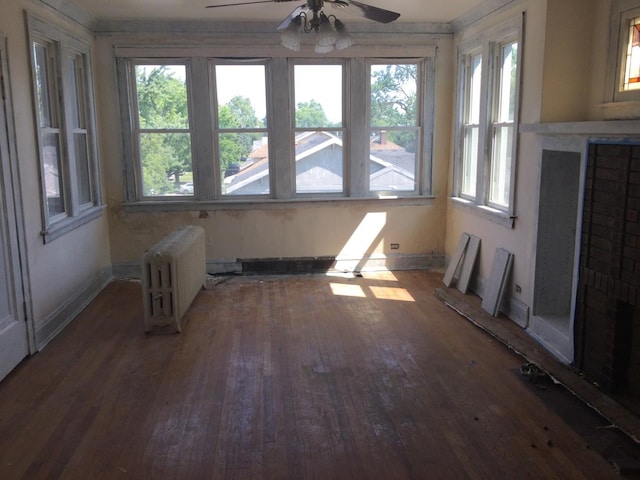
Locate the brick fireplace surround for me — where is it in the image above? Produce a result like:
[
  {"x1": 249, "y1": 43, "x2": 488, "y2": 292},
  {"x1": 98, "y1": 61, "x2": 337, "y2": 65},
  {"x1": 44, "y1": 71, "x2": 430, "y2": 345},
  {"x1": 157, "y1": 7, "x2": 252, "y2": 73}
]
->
[{"x1": 576, "y1": 142, "x2": 640, "y2": 399}]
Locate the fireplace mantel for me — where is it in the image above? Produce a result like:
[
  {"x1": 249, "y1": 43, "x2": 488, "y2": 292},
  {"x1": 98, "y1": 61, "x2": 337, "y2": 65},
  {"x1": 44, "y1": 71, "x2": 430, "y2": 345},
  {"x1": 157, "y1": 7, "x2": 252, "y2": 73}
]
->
[{"x1": 520, "y1": 120, "x2": 640, "y2": 136}]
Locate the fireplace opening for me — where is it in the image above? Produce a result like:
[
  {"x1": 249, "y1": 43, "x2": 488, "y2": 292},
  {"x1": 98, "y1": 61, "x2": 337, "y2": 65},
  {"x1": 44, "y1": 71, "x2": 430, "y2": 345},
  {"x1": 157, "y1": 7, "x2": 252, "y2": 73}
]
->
[{"x1": 575, "y1": 142, "x2": 640, "y2": 415}]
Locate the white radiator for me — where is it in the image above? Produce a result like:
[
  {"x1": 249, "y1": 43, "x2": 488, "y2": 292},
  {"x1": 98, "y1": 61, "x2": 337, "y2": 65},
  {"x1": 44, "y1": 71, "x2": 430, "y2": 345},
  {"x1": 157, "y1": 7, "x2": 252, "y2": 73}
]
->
[{"x1": 142, "y1": 225, "x2": 206, "y2": 332}]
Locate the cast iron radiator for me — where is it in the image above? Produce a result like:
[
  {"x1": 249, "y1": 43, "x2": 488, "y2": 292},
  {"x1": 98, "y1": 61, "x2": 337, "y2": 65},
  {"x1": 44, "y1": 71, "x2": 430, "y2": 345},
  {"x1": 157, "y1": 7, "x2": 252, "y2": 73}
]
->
[{"x1": 142, "y1": 225, "x2": 206, "y2": 332}]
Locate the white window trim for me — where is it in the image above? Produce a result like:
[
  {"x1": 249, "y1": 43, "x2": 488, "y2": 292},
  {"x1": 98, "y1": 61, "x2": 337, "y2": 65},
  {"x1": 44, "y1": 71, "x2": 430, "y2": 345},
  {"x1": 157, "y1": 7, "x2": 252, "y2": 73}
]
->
[
  {"x1": 452, "y1": 14, "x2": 523, "y2": 228},
  {"x1": 116, "y1": 44, "x2": 436, "y2": 208},
  {"x1": 27, "y1": 14, "x2": 103, "y2": 243},
  {"x1": 606, "y1": 0, "x2": 640, "y2": 104}
]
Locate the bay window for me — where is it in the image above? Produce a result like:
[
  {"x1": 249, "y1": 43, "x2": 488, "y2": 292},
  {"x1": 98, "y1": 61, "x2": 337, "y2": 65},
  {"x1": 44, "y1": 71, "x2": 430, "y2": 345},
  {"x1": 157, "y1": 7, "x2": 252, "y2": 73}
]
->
[{"x1": 118, "y1": 49, "x2": 435, "y2": 205}]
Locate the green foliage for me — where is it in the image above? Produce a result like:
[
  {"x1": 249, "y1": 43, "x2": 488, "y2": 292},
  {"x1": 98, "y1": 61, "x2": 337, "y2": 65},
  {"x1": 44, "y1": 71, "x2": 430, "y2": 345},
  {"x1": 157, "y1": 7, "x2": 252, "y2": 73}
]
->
[
  {"x1": 136, "y1": 66, "x2": 192, "y2": 195},
  {"x1": 295, "y1": 99, "x2": 330, "y2": 128},
  {"x1": 370, "y1": 64, "x2": 418, "y2": 151},
  {"x1": 218, "y1": 96, "x2": 263, "y2": 173}
]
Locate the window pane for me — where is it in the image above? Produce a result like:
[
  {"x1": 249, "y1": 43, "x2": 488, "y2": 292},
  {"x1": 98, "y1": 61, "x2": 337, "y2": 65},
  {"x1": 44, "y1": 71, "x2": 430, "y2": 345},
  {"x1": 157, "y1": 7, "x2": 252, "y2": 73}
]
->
[
  {"x1": 370, "y1": 64, "x2": 418, "y2": 192},
  {"x1": 462, "y1": 126, "x2": 478, "y2": 197},
  {"x1": 216, "y1": 65, "x2": 267, "y2": 127},
  {"x1": 294, "y1": 65, "x2": 342, "y2": 128},
  {"x1": 624, "y1": 17, "x2": 640, "y2": 91},
  {"x1": 489, "y1": 125, "x2": 513, "y2": 207},
  {"x1": 497, "y1": 42, "x2": 518, "y2": 122},
  {"x1": 139, "y1": 132, "x2": 192, "y2": 196},
  {"x1": 370, "y1": 64, "x2": 418, "y2": 128},
  {"x1": 221, "y1": 133, "x2": 270, "y2": 195},
  {"x1": 467, "y1": 54, "x2": 482, "y2": 124},
  {"x1": 215, "y1": 64, "x2": 269, "y2": 195},
  {"x1": 135, "y1": 65, "x2": 189, "y2": 129},
  {"x1": 42, "y1": 132, "x2": 65, "y2": 216},
  {"x1": 370, "y1": 129, "x2": 416, "y2": 192},
  {"x1": 33, "y1": 42, "x2": 53, "y2": 129},
  {"x1": 295, "y1": 130, "x2": 343, "y2": 193},
  {"x1": 74, "y1": 133, "x2": 91, "y2": 205}
]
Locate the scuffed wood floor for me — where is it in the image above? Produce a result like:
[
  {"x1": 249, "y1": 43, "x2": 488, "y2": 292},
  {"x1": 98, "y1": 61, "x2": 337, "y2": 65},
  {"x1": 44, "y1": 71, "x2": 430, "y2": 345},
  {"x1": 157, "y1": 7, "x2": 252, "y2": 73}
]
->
[{"x1": 0, "y1": 271, "x2": 620, "y2": 479}]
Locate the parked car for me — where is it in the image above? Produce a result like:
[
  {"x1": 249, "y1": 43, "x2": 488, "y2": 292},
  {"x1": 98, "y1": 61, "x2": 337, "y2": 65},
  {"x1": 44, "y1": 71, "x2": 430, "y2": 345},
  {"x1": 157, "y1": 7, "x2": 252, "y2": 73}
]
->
[{"x1": 180, "y1": 182, "x2": 194, "y2": 194}]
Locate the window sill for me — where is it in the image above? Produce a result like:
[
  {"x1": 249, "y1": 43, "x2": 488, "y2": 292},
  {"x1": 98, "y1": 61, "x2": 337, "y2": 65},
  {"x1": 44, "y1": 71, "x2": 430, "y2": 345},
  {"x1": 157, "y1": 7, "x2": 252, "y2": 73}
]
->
[
  {"x1": 41, "y1": 205, "x2": 106, "y2": 244},
  {"x1": 449, "y1": 197, "x2": 515, "y2": 229},
  {"x1": 123, "y1": 195, "x2": 437, "y2": 212},
  {"x1": 599, "y1": 100, "x2": 640, "y2": 121}
]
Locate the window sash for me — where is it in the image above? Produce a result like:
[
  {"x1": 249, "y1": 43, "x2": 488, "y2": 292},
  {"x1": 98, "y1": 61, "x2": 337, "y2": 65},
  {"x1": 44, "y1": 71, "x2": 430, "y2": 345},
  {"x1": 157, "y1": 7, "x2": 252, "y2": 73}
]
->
[
  {"x1": 213, "y1": 62, "x2": 270, "y2": 197},
  {"x1": 368, "y1": 61, "x2": 423, "y2": 194},
  {"x1": 487, "y1": 40, "x2": 518, "y2": 210},
  {"x1": 131, "y1": 62, "x2": 194, "y2": 199},
  {"x1": 293, "y1": 62, "x2": 345, "y2": 195}
]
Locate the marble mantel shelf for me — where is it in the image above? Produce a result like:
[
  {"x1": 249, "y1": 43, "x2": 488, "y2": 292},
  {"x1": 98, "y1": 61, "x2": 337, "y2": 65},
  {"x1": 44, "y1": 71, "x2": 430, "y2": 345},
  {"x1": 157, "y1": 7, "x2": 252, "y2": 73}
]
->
[{"x1": 520, "y1": 120, "x2": 640, "y2": 136}]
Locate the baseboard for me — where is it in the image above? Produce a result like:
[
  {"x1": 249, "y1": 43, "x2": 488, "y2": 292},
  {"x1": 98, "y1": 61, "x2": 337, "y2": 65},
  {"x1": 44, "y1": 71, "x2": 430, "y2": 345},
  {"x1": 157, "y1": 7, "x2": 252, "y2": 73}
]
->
[
  {"x1": 113, "y1": 253, "x2": 446, "y2": 277},
  {"x1": 35, "y1": 266, "x2": 113, "y2": 350}
]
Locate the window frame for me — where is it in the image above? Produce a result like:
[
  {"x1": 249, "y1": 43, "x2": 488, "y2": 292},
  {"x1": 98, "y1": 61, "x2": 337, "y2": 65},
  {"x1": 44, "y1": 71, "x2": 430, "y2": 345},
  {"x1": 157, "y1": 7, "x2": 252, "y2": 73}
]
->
[
  {"x1": 453, "y1": 15, "x2": 523, "y2": 227},
  {"x1": 367, "y1": 59, "x2": 427, "y2": 196},
  {"x1": 116, "y1": 46, "x2": 436, "y2": 207},
  {"x1": 213, "y1": 59, "x2": 271, "y2": 199},
  {"x1": 27, "y1": 14, "x2": 103, "y2": 243},
  {"x1": 608, "y1": 1, "x2": 640, "y2": 103},
  {"x1": 291, "y1": 59, "x2": 347, "y2": 197},
  {"x1": 127, "y1": 59, "x2": 196, "y2": 200}
]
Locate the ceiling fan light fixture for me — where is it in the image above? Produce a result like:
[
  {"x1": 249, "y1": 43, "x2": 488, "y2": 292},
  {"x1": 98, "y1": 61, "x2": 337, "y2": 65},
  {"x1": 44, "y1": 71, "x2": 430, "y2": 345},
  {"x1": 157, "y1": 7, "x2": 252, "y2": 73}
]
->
[
  {"x1": 316, "y1": 14, "x2": 337, "y2": 47},
  {"x1": 333, "y1": 18, "x2": 354, "y2": 51},
  {"x1": 314, "y1": 42, "x2": 335, "y2": 54},
  {"x1": 280, "y1": 14, "x2": 302, "y2": 51}
]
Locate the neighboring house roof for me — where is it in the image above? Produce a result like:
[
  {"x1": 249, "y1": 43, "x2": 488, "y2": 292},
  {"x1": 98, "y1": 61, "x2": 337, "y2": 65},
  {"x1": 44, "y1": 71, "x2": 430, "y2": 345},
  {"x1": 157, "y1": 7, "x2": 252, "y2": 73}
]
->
[{"x1": 225, "y1": 131, "x2": 415, "y2": 195}]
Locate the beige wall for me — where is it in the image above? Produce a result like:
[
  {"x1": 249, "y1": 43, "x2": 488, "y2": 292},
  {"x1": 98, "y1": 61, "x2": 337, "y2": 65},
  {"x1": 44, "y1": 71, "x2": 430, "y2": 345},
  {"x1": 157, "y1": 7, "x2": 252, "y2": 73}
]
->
[
  {"x1": 0, "y1": 0, "x2": 111, "y2": 341},
  {"x1": 94, "y1": 30, "x2": 454, "y2": 271}
]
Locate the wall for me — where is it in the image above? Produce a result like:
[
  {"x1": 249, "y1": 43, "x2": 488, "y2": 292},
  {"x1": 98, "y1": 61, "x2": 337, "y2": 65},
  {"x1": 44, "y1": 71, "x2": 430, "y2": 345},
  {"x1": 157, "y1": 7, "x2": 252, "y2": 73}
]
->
[
  {"x1": 93, "y1": 27, "x2": 454, "y2": 275},
  {"x1": 0, "y1": 0, "x2": 112, "y2": 349},
  {"x1": 446, "y1": 0, "x2": 549, "y2": 327}
]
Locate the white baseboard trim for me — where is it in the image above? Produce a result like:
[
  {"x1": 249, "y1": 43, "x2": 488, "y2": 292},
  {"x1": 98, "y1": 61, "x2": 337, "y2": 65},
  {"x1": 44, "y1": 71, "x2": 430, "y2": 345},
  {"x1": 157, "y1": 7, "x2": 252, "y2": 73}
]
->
[{"x1": 35, "y1": 266, "x2": 113, "y2": 350}]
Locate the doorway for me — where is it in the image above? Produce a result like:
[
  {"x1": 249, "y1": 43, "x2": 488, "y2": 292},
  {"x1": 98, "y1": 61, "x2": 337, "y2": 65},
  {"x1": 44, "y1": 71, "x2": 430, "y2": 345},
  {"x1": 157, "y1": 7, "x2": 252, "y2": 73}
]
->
[{"x1": 0, "y1": 34, "x2": 30, "y2": 381}]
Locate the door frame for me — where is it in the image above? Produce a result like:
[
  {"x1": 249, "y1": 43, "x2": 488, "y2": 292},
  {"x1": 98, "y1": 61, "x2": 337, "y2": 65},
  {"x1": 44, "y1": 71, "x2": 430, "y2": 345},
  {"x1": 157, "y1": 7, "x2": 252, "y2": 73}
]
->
[{"x1": 0, "y1": 32, "x2": 35, "y2": 354}]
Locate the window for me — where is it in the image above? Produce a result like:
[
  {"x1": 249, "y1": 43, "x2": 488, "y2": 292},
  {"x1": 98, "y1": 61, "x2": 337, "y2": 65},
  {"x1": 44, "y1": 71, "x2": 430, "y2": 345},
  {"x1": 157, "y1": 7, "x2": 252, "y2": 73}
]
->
[
  {"x1": 215, "y1": 63, "x2": 269, "y2": 196},
  {"x1": 454, "y1": 18, "x2": 522, "y2": 225},
  {"x1": 28, "y1": 16, "x2": 102, "y2": 242},
  {"x1": 118, "y1": 50, "x2": 435, "y2": 205},
  {"x1": 609, "y1": 1, "x2": 640, "y2": 102},
  {"x1": 369, "y1": 63, "x2": 420, "y2": 193},
  {"x1": 623, "y1": 15, "x2": 640, "y2": 91},
  {"x1": 132, "y1": 63, "x2": 193, "y2": 197},
  {"x1": 293, "y1": 63, "x2": 344, "y2": 194}
]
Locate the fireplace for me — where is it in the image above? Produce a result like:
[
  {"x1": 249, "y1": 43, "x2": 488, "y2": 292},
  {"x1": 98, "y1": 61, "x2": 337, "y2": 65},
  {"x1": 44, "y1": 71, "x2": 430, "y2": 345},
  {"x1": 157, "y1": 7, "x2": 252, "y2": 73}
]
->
[{"x1": 575, "y1": 143, "x2": 640, "y2": 408}]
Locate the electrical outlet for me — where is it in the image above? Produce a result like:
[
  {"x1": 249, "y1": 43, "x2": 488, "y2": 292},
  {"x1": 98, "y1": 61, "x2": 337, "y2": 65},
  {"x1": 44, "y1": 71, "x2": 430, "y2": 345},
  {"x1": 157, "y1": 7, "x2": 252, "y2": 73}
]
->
[
  {"x1": 390, "y1": 243, "x2": 400, "y2": 250},
  {"x1": 515, "y1": 284, "x2": 522, "y2": 293}
]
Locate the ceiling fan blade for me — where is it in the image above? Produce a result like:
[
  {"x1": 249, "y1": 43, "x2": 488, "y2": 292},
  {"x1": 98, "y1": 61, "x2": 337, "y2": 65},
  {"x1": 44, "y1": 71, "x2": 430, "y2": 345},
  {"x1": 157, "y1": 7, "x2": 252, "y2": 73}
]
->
[
  {"x1": 328, "y1": 0, "x2": 400, "y2": 24},
  {"x1": 206, "y1": 0, "x2": 295, "y2": 8},
  {"x1": 276, "y1": 5, "x2": 307, "y2": 30}
]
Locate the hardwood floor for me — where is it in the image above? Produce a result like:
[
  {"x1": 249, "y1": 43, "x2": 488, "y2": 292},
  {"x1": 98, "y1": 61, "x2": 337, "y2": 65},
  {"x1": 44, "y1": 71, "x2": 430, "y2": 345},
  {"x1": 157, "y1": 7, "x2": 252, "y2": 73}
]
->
[{"x1": 0, "y1": 271, "x2": 621, "y2": 479}]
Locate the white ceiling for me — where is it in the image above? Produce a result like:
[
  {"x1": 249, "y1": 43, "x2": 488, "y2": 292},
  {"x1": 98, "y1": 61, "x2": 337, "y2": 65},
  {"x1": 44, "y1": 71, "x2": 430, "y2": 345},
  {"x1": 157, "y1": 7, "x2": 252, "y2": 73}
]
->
[{"x1": 71, "y1": 0, "x2": 486, "y2": 24}]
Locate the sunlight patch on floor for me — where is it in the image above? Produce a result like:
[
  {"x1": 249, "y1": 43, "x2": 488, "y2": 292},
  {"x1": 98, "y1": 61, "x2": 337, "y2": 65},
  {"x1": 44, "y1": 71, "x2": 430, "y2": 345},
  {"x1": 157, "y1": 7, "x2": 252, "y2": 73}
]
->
[
  {"x1": 369, "y1": 286, "x2": 415, "y2": 302},
  {"x1": 330, "y1": 283, "x2": 367, "y2": 297}
]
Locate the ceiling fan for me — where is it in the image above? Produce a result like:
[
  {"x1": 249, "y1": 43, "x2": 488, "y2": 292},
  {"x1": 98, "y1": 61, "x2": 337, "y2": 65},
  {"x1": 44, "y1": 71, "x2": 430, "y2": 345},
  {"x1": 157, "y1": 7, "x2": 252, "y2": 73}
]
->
[{"x1": 205, "y1": 0, "x2": 401, "y2": 52}]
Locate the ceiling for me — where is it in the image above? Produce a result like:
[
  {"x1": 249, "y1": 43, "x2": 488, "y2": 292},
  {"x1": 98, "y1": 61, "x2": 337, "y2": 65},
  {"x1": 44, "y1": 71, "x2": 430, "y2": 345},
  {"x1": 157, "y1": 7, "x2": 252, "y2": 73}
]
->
[{"x1": 70, "y1": 0, "x2": 487, "y2": 24}]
